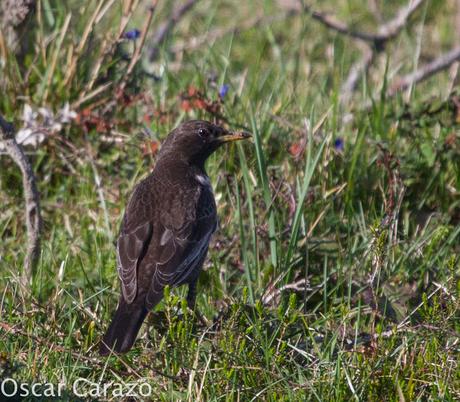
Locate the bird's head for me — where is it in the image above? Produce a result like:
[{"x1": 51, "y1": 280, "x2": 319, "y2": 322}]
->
[{"x1": 158, "y1": 120, "x2": 251, "y2": 166}]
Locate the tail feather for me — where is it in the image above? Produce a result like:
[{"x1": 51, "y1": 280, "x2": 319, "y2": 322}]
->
[{"x1": 100, "y1": 300, "x2": 148, "y2": 355}]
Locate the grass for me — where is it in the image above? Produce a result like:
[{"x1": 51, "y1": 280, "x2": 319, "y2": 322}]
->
[{"x1": 1, "y1": 0, "x2": 460, "y2": 400}]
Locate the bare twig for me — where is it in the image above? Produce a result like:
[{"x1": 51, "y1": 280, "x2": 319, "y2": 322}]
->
[
  {"x1": 447, "y1": 0, "x2": 460, "y2": 93},
  {"x1": 341, "y1": 44, "x2": 375, "y2": 102},
  {"x1": 171, "y1": 11, "x2": 297, "y2": 54},
  {"x1": 397, "y1": 277, "x2": 454, "y2": 330},
  {"x1": 299, "y1": 0, "x2": 426, "y2": 101},
  {"x1": 148, "y1": 0, "x2": 199, "y2": 61},
  {"x1": 304, "y1": 0, "x2": 425, "y2": 49},
  {"x1": 118, "y1": 0, "x2": 158, "y2": 91},
  {"x1": 262, "y1": 278, "x2": 311, "y2": 306},
  {"x1": 336, "y1": 0, "x2": 460, "y2": 101},
  {"x1": 367, "y1": 0, "x2": 383, "y2": 23},
  {"x1": 63, "y1": 0, "x2": 106, "y2": 87},
  {"x1": 76, "y1": 0, "x2": 140, "y2": 101},
  {"x1": 88, "y1": 155, "x2": 113, "y2": 240},
  {"x1": 0, "y1": 114, "x2": 42, "y2": 286},
  {"x1": 373, "y1": 0, "x2": 424, "y2": 43},
  {"x1": 389, "y1": 46, "x2": 460, "y2": 95}
]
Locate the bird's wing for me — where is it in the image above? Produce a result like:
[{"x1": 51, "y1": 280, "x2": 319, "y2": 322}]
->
[
  {"x1": 145, "y1": 185, "x2": 217, "y2": 309},
  {"x1": 116, "y1": 177, "x2": 156, "y2": 304},
  {"x1": 116, "y1": 221, "x2": 153, "y2": 303}
]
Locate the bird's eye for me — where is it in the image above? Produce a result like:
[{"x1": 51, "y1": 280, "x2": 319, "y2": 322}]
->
[{"x1": 198, "y1": 128, "x2": 208, "y2": 137}]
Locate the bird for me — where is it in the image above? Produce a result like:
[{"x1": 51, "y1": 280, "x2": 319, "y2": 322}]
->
[{"x1": 99, "y1": 120, "x2": 251, "y2": 355}]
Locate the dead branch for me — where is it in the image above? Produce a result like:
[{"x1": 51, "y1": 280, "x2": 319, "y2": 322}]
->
[
  {"x1": 0, "y1": 114, "x2": 41, "y2": 286},
  {"x1": 76, "y1": 0, "x2": 140, "y2": 97},
  {"x1": 171, "y1": 13, "x2": 266, "y2": 54},
  {"x1": 340, "y1": 44, "x2": 375, "y2": 103},
  {"x1": 262, "y1": 278, "x2": 311, "y2": 306},
  {"x1": 446, "y1": 0, "x2": 460, "y2": 93},
  {"x1": 171, "y1": 10, "x2": 299, "y2": 55},
  {"x1": 299, "y1": 0, "x2": 426, "y2": 102},
  {"x1": 118, "y1": 0, "x2": 157, "y2": 91},
  {"x1": 304, "y1": 0, "x2": 425, "y2": 50},
  {"x1": 389, "y1": 46, "x2": 460, "y2": 95},
  {"x1": 148, "y1": 0, "x2": 199, "y2": 61}
]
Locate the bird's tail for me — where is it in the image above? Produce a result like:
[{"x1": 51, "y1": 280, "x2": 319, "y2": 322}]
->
[{"x1": 99, "y1": 299, "x2": 148, "y2": 355}]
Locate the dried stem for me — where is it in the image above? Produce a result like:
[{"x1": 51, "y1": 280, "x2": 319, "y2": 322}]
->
[
  {"x1": 77, "y1": 0, "x2": 140, "y2": 102},
  {"x1": 118, "y1": 0, "x2": 158, "y2": 91},
  {"x1": 301, "y1": 0, "x2": 428, "y2": 101},
  {"x1": 171, "y1": 12, "x2": 292, "y2": 54},
  {"x1": 340, "y1": 44, "x2": 375, "y2": 103},
  {"x1": 303, "y1": 0, "x2": 425, "y2": 50},
  {"x1": 148, "y1": 0, "x2": 199, "y2": 61},
  {"x1": 389, "y1": 46, "x2": 460, "y2": 95},
  {"x1": 0, "y1": 114, "x2": 42, "y2": 286},
  {"x1": 262, "y1": 278, "x2": 311, "y2": 306}
]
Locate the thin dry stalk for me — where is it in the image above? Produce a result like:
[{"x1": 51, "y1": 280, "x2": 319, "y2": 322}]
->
[
  {"x1": 340, "y1": 44, "x2": 375, "y2": 103},
  {"x1": 43, "y1": 13, "x2": 71, "y2": 100},
  {"x1": 304, "y1": 0, "x2": 425, "y2": 49},
  {"x1": 389, "y1": 46, "x2": 460, "y2": 95},
  {"x1": 65, "y1": 0, "x2": 140, "y2": 91},
  {"x1": 148, "y1": 0, "x2": 199, "y2": 61},
  {"x1": 118, "y1": 0, "x2": 158, "y2": 91},
  {"x1": 79, "y1": 0, "x2": 141, "y2": 101},
  {"x1": 300, "y1": 0, "x2": 427, "y2": 101},
  {"x1": 170, "y1": 13, "x2": 288, "y2": 54},
  {"x1": 63, "y1": 0, "x2": 105, "y2": 86},
  {"x1": 0, "y1": 115, "x2": 42, "y2": 287}
]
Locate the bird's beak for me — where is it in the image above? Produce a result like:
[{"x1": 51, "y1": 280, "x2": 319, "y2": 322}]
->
[{"x1": 217, "y1": 130, "x2": 252, "y2": 143}]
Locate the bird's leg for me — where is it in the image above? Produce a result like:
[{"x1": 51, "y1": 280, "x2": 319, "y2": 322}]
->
[
  {"x1": 186, "y1": 279, "x2": 197, "y2": 310},
  {"x1": 186, "y1": 279, "x2": 210, "y2": 327}
]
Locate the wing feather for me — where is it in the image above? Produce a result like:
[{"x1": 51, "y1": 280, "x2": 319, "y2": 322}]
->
[
  {"x1": 116, "y1": 176, "x2": 157, "y2": 304},
  {"x1": 145, "y1": 185, "x2": 217, "y2": 308},
  {"x1": 116, "y1": 221, "x2": 153, "y2": 303}
]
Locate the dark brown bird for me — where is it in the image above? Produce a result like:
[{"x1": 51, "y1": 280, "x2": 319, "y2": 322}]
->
[{"x1": 100, "y1": 120, "x2": 251, "y2": 355}]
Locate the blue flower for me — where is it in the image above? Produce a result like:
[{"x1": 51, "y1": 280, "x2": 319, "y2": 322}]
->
[
  {"x1": 124, "y1": 29, "x2": 141, "y2": 40},
  {"x1": 218, "y1": 84, "x2": 229, "y2": 98},
  {"x1": 334, "y1": 137, "x2": 344, "y2": 151}
]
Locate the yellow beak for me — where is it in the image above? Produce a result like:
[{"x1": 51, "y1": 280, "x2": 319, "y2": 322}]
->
[{"x1": 217, "y1": 131, "x2": 252, "y2": 143}]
